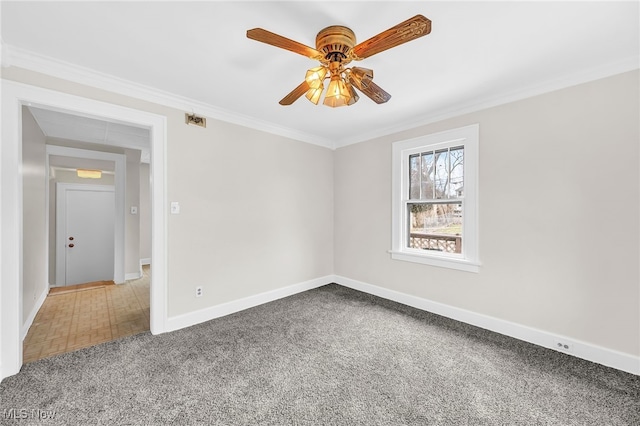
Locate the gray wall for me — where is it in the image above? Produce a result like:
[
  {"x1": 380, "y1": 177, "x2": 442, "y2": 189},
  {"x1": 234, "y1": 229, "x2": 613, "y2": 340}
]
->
[
  {"x1": 139, "y1": 163, "x2": 151, "y2": 263},
  {"x1": 164, "y1": 120, "x2": 334, "y2": 316},
  {"x1": 22, "y1": 106, "x2": 48, "y2": 323},
  {"x1": 334, "y1": 70, "x2": 639, "y2": 357},
  {"x1": 125, "y1": 149, "x2": 141, "y2": 277}
]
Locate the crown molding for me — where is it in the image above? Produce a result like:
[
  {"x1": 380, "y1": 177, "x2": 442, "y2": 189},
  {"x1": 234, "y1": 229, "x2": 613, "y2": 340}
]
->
[
  {"x1": 0, "y1": 38, "x2": 12, "y2": 68},
  {"x1": 4, "y1": 44, "x2": 637, "y2": 151},
  {"x1": 4, "y1": 44, "x2": 335, "y2": 150},
  {"x1": 335, "y1": 55, "x2": 640, "y2": 149}
]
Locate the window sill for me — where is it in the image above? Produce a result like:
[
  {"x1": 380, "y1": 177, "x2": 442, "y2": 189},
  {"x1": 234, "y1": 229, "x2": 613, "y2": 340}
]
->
[{"x1": 389, "y1": 250, "x2": 480, "y2": 273}]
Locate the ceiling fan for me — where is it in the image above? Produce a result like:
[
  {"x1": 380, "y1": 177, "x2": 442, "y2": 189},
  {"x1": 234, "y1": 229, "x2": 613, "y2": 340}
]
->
[{"x1": 247, "y1": 15, "x2": 431, "y2": 108}]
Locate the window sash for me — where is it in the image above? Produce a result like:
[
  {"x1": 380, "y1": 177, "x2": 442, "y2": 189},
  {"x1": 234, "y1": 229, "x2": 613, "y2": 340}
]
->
[
  {"x1": 409, "y1": 145, "x2": 464, "y2": 201},
  {"x1": 406, "y1": 201, "x2": 464, "y2": 256},
  {"x1": 405, "y1": 144, "x2": 466, "y2": 259}
]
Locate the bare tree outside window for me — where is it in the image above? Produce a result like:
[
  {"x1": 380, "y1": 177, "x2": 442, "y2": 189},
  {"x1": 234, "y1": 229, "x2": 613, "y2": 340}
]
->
[{"x1": 408, "y1": 146, "x2": 464, "y2": 253}]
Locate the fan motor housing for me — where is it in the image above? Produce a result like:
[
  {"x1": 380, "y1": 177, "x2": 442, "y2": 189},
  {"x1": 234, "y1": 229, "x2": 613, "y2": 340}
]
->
[{"x1": 316, "y1": 25, "x2": 356, "y2": 63}]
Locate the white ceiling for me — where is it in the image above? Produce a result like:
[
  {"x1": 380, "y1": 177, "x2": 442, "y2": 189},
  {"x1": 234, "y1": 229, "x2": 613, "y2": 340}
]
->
[
  {"x1": 28, "y1": 107, "x2": 150, "y2": 149},
  {"x1": 28, "y1": 106, "x2": 151, "y2": 162},
  {"x1": 2, "y1": 1, "x2": 639, "y2": 149}
]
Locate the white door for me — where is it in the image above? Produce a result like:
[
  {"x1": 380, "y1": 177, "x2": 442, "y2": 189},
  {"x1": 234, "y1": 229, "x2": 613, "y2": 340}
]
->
[{"x1": 56, "y1": 184, "x2": 115, "y2": 286}]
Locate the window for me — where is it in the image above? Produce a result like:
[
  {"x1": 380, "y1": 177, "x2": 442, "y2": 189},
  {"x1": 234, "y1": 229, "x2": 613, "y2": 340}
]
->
[{"x1": 391, "y1": 124, "x2": 479, "y2": 272}]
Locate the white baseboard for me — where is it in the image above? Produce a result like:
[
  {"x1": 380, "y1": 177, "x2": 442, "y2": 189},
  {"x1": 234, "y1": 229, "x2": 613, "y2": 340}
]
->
[
  {"x1": 165, "y1": 275, "x2": 332, "y2": 333},
  {"x1": 125, "y1": 272, "x2": 142, "y2": 281},
  {"x1": 21, "y1": 285, "x2": 49, "y2": 340},
  {"x1": 140, "y1": 258, "x2": 151, "y2": 266},
  {"x1": 333, "y1": 275, "x2": 639, "y2": 376}
]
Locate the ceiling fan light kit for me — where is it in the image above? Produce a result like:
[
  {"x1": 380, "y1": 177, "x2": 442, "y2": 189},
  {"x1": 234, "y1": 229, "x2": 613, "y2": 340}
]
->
[{"x1": 247, "y1": 15, "x2": 431, "y2": 108}]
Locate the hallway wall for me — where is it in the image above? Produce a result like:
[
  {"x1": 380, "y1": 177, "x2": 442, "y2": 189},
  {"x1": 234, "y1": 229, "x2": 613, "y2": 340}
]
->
[
  {"x1": 21, "y1": 106, "x2": 48, "y2": 323},
  {"x1": 139, "y1": 163, "x2": 151, "y2": 263},
  {"x1": 125, "y1": 150, "x2": 141, "y2": 278}
]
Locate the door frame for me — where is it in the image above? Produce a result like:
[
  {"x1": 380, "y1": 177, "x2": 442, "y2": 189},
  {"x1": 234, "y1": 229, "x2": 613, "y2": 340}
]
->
[
  {"x1": 56, "y1": 183, "x2": 116, "y2": 286},
  {"x1": 1, "y1": 80, "x2": 168, "y2": 380}
]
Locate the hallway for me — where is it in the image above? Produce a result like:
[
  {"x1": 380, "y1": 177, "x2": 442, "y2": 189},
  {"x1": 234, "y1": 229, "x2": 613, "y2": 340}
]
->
[{"x1": 23, "y1": 266, "x2": 150, "y2": 363}]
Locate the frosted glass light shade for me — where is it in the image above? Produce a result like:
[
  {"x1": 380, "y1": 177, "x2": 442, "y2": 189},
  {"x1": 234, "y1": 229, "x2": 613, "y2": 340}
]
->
[
  {"x1": 305, "y1": 66, "x2": 328, "y2": 89},
  {"x1": 323, "y1": 76, "x2": 351, "y2": 107},
  {"x1": 305, "y1": 85, "x2": 324, "y2": 104},
  {"x1": 346, "y1": 82, "x2": 359, "y2": 106}
]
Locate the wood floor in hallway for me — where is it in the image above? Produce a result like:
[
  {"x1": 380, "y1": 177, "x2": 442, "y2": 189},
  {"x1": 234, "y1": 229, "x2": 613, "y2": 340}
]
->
[{"x1": 23, "y1": 266, "x2": 150, "y2": 363}]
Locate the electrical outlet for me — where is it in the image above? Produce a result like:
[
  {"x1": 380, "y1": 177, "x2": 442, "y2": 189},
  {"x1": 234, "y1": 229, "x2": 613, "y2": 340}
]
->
[
  {"x1": 553, "y1": 340, "x2": 572, "y2": 353},
  {"x1": 195, "y1": 286, "x2": 203, "y2": 298}
]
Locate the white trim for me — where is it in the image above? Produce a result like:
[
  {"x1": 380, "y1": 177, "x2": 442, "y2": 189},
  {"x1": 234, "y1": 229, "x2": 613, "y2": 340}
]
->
[
  {"x1": 333, "y1": 275, "x2": 640, "y2": 376},
  {"x1": 125, "y1": 272, "x2": 142, "y2": 281},
  {"x1": 1, "y1": 79, "x2": 168, "y2": 381},
  {"x1": 21, "y1": 285, "x2": 49, "y2": 341},
  {"x1": 388, "y1": 250, "x2": 480, "y2": 273},
  {"x1": 5, "y1": 45, "x2": 333, "y2": 149},
  {"x1": 140, "y1": 258, "x2": 151, "y2": 266},
  {"x1": 149, "y1": 106, "x2": 168, "y2": 337},
  {"x1": 165, "y1": 276, "x2": 332, "y2": 333},
  {"x1": 1, "y1": 80, "x2": 26, "y2": 379}
]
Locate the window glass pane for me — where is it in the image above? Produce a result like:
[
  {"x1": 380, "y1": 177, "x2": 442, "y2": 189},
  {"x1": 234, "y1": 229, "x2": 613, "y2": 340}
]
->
[
  {"x1": 408, "y1": 202, "x2": 462, "y2": 253},
  {"x1": 433, "y1": 149, "x2": 449, "y2": 199},
  {"x1": 421, "y1": 152, "x2": 434, "y2": 200},
  {"x1": 409, "y1": 154, "x2": 420, "y2": 199},
  {"x1": 450, "y1": 146, "x2": 464, "y2": 198}
]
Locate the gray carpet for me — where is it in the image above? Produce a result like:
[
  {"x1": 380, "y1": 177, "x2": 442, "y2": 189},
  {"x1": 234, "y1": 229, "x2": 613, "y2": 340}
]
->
[{"x1": 1, "y1": 284, "x2": 639, "y2": 425}]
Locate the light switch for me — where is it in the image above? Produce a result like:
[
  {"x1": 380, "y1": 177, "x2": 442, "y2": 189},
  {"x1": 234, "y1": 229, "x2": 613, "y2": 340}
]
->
[
  {"x1": 170, "y1": 201, "x2": 180, "y2": 214},
  {"x1": 130, "y1": 206, "x2": 138, "y2": 215}
]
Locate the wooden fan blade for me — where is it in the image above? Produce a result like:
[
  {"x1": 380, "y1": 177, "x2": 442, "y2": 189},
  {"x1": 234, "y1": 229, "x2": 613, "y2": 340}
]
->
[
  {"x1": 350, "y1": 79, "x2": 391, "y2": 104},
  {"x1": 351, "y1": 15, "x2": 431, "y2": 59},
  {"x1": 279, "y1": 81, "x2": 311, "y2": 105},
  {"x1": 247, "y1": 28, "x2": 322, "y2": 59}
]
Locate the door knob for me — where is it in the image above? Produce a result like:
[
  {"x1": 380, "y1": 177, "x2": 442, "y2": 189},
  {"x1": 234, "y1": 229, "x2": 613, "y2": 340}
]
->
[{"x1": 68, "y1": 244, "x2": 74, "y2": 248}]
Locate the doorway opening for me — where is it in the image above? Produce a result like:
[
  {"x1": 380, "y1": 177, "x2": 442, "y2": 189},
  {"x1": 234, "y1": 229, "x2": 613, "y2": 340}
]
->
[
  {"x1": 1, "y1": 80, "x2": 167, "y2": 379},
  {"x1": 22, "y1": 106, "x2": 153, "y2": 362}
]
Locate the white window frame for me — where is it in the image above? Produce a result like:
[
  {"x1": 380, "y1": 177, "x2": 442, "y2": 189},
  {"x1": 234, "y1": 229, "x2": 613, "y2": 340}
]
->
[{"x1": 391, "y1": 124, "x2": 480, "y2": 272}]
